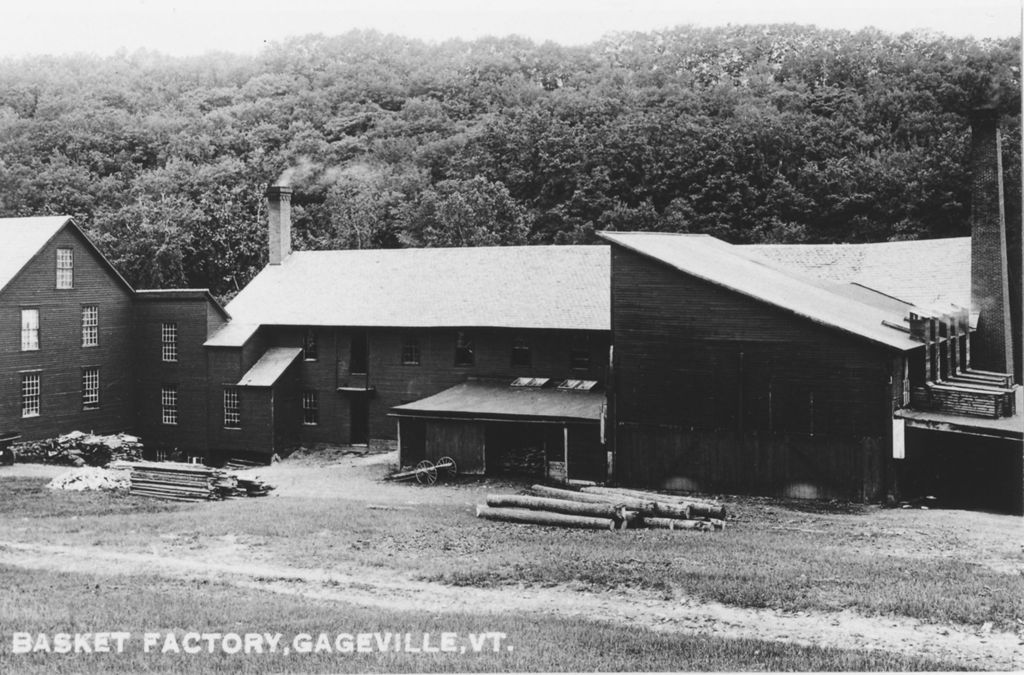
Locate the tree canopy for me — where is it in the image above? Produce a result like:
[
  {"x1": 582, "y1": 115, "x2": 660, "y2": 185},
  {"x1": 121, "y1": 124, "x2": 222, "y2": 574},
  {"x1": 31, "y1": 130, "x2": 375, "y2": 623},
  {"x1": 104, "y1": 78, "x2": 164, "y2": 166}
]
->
[{"x1": 0, "y1": 26, "x2": 1018, "y2": 299}]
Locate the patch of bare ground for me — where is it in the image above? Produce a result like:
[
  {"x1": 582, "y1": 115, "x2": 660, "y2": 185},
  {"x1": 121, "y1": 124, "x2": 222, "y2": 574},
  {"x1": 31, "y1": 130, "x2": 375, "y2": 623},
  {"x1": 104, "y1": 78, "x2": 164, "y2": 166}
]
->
[{"x1": 0, "y1": 539, "x2": 1020, "y2": 670}]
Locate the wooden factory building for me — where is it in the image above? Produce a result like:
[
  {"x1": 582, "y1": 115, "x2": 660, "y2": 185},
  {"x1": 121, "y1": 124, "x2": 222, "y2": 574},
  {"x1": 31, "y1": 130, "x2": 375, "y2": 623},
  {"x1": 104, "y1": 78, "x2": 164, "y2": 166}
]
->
[
  {"x1": 203, "y1": 190, "x2": 610, "y2": 478},
  {"x1": 0, "y1": 217, "x2": 229, "y2": 454},
  {"x1": 599, "y1": 231, "x2": 1020, "y2": 508}
]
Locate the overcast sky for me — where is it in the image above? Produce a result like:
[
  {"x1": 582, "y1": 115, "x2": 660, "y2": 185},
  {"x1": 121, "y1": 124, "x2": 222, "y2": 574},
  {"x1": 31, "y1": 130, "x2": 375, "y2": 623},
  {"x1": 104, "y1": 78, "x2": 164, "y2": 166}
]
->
[{"x1": 2, "y1": 0, "x2": 1020, "y2": 58}]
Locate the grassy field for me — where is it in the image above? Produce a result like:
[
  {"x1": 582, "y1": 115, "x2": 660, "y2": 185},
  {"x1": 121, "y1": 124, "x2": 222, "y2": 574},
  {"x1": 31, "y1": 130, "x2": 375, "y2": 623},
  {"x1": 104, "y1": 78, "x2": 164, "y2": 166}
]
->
[
  {"x1": 2, "y1": 476, "x2": 1021, "y2": 631},
  {"x1": 0, "y1": 565, "x2": 966, "y2": 673}
]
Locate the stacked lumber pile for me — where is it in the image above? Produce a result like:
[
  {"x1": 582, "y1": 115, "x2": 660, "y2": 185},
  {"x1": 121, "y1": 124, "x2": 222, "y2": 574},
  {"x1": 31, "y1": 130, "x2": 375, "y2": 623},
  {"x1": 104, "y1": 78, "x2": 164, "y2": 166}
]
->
[
  {"x1": 123, "y1": 461, "x2": 275, "y2": 502},
  {"x1": 12, "y1": 431, "x2": 143, "y2": 466},
  {"x1": 476, "y1": 485, "x2": 727, "y2": 531}
]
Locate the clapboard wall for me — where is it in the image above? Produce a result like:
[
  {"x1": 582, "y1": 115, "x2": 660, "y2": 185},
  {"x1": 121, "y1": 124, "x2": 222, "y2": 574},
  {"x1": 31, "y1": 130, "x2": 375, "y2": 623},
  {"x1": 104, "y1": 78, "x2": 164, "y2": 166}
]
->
[
  {"x1": 609, "y1": 245, "x2": 900, "y2": 501},
  {"x1": 133, "y1": 291, "x2": 227, "y2": 456},
  {"x1": 0, "y1": 226, "x2": 135, "y2": 439},
  {"x1": 257, "y1": 325, "x2": 609, "y2": 448}
]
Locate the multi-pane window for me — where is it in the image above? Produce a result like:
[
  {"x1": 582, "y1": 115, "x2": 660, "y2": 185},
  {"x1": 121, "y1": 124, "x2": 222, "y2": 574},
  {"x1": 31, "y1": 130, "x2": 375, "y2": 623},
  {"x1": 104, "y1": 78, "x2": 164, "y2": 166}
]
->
[
  {"x1": 20, "y1": 309, "x2": 39, "y2": 351},
  {"x1": 454, "y1": 331, "x2": 474, "y2": 366},
  {"x1": 570, "y1": 333, "x2": 591, "y2": 370},
  {"x1": 56, "y1": 248, "x2": 73, "y2": 289},
  {"x1": 303, "y1": 329, "x2": 318, "y2": 361},
  {"x1": 81, "y1": 305, "x2": 98, "y2": 347},
  {"x1": 161, "y1": 322, "x2": 177, "y2": 362},
  {"x1": 82, "y1": 367, "x2": 100, "y2": 409},
  {"x1": 511, "y1": 337, "x2": 531, "y2": 367},
  {"x1": 161, "y1": 385, "x2": 177, "y2": 425},
  {"x1": 21, "y1": 373, "x2": 40, "y2": 418},
  {"x1": 401, "y1": 336, "x2": 420, "y2": 365},
  {"x1": 302, "y1": 390, "x2": 319, "y2": 425},
  {"x1": 223, "y1": 387, "x2": 240, "y2": 428}
]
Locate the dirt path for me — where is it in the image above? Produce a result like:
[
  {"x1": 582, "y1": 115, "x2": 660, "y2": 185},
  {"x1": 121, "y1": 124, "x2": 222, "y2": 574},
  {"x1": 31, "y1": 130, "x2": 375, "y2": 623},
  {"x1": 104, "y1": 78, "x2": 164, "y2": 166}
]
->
[{"x1": 0, "y1": 539, "x2": 1020, "y2": 670}]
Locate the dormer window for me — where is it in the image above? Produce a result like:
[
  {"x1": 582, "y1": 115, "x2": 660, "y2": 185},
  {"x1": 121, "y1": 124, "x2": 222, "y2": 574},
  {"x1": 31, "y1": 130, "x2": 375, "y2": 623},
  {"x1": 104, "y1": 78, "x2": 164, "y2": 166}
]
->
[{"x1": 56, "y1": 248, "x2": 73, "y2": 289}]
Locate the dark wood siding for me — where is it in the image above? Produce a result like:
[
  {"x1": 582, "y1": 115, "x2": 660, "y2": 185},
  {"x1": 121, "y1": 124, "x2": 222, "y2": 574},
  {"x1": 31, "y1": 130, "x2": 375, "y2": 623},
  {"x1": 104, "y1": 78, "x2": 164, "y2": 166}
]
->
[
  {"x1": 425, "y1": 420, "x2": 485, "y2": 474},
  {"x1": 0, "y1": 227, "x2": 134, "y2": 439},
  {"x1": 133, "y1": 295, "x2": 225, "y2": 456},
  {"x1": 257, "y1": 326, "x2": 609, "y2": 448},
  {"x1": 609, "y1": 245, "x2": 897, "y2": 500}
]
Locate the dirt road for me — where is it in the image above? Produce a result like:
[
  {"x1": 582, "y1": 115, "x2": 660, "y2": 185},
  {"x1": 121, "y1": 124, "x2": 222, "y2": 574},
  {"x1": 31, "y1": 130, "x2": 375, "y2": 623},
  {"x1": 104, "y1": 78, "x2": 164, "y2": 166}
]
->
[
  {"x1": 5, "y1": 452, "x2": 1024, "y2": 668},
  {"x1": 0, "y1": 537, "x2": 1020, "y2": 670}
]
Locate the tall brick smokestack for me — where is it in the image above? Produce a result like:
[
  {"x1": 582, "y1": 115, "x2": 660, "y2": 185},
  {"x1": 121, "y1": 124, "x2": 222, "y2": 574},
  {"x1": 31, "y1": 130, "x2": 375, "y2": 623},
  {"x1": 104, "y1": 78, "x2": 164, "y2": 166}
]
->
[
  {"x1": 968, "y1": 108, "x2": 1015, "y2": 377},
  {"x1": 267, "y1": 184, "x2": 292, "y2": 265}
]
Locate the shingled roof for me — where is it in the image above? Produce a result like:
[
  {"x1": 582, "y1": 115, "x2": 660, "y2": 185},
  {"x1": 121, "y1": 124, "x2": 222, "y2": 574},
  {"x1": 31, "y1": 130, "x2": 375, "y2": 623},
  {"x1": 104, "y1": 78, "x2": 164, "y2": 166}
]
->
[
  {"x1": 742, "y1": 237, "x2": 970, "y2": 311},
  {"x1": 599, "y1": 232, "x2": 922, "y2": 351},
  {"x1": 225, "y1": 245, "x2": 609, "y2": 331},
  {"x1": 0, "y1": 216, "x2": 74, "y2": 292}
]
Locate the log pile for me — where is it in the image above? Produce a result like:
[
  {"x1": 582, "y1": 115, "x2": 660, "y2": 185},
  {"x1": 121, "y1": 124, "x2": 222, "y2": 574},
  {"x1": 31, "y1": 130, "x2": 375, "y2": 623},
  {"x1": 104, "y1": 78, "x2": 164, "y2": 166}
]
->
[
  {"x1": 475, "y1": 485, "x2": 727, "y2": 532},
  {"x1": 12, "y1": 431, "x2": 143, "y2": 466},
  {"x1": 122, "y1": 461, "x2": 275, "y2": 502}
]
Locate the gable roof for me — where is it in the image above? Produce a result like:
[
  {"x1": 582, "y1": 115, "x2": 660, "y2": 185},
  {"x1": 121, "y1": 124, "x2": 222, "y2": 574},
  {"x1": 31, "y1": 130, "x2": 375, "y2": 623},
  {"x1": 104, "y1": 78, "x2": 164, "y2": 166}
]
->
[
  {"x1": 225, "y1": 245, "x2": 609, "y2": 331},
  {"x1": 0, "y1": 216, "x2": 134, "y2": 295},
  {"x1": 0, "y1": 217, "x2": 74, "y2": 292},
  {"x1": 742, "y1": 237, "x2": 969, "y2": 311},
  {"x1": 598, "y1": 232, "x2": 921, "y2": 351}
]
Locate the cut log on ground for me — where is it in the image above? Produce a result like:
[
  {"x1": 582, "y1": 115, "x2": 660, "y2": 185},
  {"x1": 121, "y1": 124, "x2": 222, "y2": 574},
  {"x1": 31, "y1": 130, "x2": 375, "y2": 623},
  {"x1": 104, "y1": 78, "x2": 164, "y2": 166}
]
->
[
  {"x1": 475, "y1": 504, "x2": 615, "y2": 530},
  {"x1": 581, "y1": 486, "x2": 727, "y2": 520},
  {"x1": 643, "y1": 517, "x2": 714, "y2": 531},
  {"x1": 529, "y1": 484, "x2": 655, "y2": 510},
  {"x1": 486, "y1": 494, "x2": 624, "y2": 520}
]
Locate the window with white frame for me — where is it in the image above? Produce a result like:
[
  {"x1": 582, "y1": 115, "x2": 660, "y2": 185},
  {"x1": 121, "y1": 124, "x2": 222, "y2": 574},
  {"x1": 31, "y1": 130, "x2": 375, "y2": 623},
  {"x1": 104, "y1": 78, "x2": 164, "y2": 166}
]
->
[
  {"x1": 161, "y1": 385, "x2": 177, "y2": 425},
  {"x1": 82, "y1": 367, "x2": 100, "y2": 409},
  {"x1": 56, "y1": 248, "x2": 74, "y2": 288},
  {"x1": 161, "y1": 322, "x2": 177, "y2": 362},
  {"x1": 21, "y1": 373, "x2": 40, "y2": 418},
  {"x1": 302, "y1": 390, "x2": 319, "y2": 425},
  {"x1": 20, "y1": 309, "x2": 39, "y2": 351},
  {"x1": 223, "y1": 387, "x2": 240, "y2": 428},
  {"x1": 82, "y1": 305, "x2": 98, "y2": 347}
]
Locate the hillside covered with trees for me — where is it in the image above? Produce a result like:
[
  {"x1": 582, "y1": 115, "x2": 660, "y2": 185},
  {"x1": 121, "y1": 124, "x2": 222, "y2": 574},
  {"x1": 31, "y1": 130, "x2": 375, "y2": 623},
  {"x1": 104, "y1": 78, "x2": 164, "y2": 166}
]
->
[{"x1": 0, "y1": 25, "x2": 1019, "y2": 298}]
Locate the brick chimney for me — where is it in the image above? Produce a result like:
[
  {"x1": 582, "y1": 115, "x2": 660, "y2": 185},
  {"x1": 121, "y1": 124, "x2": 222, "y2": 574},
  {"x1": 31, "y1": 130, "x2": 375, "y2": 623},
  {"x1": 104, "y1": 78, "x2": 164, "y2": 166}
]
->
[
  {"x1": 968, "y1": 108, "x2": 1015, "y2": 377},
  {"x1": 267, "y1": 185, "x2": 292, "y2": 265}
]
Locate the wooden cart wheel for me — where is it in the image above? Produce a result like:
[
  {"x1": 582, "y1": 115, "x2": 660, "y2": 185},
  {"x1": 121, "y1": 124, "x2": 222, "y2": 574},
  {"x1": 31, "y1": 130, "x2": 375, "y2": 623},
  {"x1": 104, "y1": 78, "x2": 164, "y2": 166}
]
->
[
  {"x1": 437, "y1": 456, "x2": 458, "y2": 478},
  {"x1": 415, "y1": 459, "x2": 438, "y2": 485}
]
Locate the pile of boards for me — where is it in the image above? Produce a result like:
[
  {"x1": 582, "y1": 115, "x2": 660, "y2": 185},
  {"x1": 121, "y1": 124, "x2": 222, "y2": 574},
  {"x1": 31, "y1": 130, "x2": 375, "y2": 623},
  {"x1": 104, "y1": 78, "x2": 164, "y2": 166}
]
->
[
  {"x1": 476, "y1": 485, "x2": 726, "y2": 532},
  {"x1": 119, "y1": 461, "x2": 275, "y2": 502},
  {"x1": 12, "y1": 431, "x2": 143, "y2": 466}
]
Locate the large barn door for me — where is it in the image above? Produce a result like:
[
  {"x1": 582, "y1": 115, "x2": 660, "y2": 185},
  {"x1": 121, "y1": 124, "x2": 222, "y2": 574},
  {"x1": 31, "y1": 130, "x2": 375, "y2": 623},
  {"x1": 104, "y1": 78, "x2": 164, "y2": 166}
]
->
[{"x1": 566, "y1": 423, "x2": 605, "y2": 482}]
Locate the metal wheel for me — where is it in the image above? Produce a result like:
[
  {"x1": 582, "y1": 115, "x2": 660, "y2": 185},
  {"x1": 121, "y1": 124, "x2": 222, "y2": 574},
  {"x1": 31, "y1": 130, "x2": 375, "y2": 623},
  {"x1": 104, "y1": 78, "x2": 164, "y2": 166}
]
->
[
  {"x1": 415, "y1": 459, "x2": 438, "y2": 485},
  {"x1": 437, "y1": 456, "x2": 458, "y2": 478}
]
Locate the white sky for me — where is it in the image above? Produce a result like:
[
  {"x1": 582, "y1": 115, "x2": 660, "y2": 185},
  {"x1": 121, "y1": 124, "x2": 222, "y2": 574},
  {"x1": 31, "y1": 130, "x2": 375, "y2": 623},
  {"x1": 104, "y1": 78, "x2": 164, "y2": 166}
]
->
[{"x1": 2, "y1": 0, "x2": 1020, "y2": 58}]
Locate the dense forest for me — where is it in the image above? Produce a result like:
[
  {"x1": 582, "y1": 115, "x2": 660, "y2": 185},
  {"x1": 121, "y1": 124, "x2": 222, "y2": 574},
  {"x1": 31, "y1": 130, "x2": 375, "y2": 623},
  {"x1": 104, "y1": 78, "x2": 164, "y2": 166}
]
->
[{"x1": 0, "y1": 25, "x2": 1019, "y2": 299}]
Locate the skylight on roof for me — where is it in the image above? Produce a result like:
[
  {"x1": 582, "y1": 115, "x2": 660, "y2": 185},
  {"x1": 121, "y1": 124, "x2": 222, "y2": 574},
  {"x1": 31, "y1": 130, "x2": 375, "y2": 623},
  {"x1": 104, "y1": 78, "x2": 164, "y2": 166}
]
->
[
  {"x1": 558, "y1": 379, "x2": 598, "y2": 391},
  {"x1": 511, "y1": 377, "x2": 549, "y2": 388}
]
